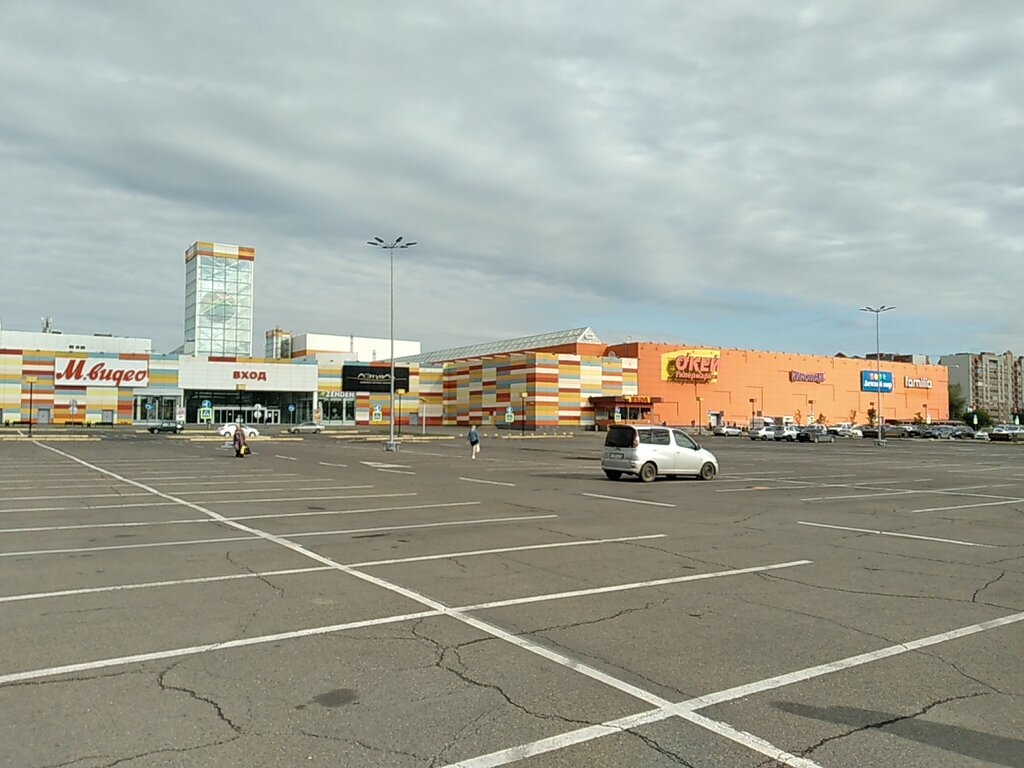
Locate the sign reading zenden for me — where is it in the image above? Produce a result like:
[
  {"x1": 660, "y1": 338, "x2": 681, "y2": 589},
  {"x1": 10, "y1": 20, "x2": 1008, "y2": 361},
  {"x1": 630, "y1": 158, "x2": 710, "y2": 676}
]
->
[
  {"x1": 342, "y1": 364, "x2": 410, "y2": 393},
  {"x1": 661, "y1": 348, "x2": 721, "y2": 383},
  {"x1": 861, "y1": 370, "x2": 894, "y2": 393}
]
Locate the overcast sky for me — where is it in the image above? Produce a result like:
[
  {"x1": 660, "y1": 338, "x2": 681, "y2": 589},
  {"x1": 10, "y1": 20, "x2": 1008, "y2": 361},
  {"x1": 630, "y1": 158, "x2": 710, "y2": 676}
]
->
[{"x1": 2, "y1": 2, "x2": 1021, "y2": 360}]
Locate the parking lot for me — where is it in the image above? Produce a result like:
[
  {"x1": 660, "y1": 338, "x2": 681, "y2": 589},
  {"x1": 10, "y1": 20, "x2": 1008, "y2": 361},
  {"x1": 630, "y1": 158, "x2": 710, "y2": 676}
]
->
[{"x1": 1, "y1": 429, "x2": 1022, "y2": 767}]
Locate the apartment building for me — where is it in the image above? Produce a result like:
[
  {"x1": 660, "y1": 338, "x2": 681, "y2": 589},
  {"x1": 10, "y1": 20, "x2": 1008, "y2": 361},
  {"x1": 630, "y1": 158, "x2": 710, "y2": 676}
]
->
[{"x1": 940, "y1": 351, "x2": 1024, "y2": 422}]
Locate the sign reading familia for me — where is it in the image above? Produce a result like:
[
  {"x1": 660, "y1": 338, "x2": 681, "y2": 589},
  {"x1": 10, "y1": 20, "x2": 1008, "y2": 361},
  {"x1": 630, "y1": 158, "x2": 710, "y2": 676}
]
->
[
  {"x1": 661, "y1": 348, "x2": 721, "y2": 383},
  {"x1": 861, "y1": 370, "x2": 894, "y2": 393},
  {"x1": 342, "y1": 364, "x2": 410, "y2": 393},
  {"x1": 904, "y1": 376, "x2": 933, "y2": 389},
  {"x1": 55, "y1": 358, "x2": 149, "y2": 387}
]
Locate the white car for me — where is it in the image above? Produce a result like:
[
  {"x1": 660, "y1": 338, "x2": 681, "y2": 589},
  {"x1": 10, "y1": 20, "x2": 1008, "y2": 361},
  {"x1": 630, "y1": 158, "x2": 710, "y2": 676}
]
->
[
  {"x1": 602, "y1": 424, "x2": 718, "y2": 482},
  {"x1": 218, "y1": 423, "x2": 260, "y2": 438},
  {"x1": 713, "y1": 425, "x2": 743, "y2": 437},
  {"x1": 835, "y1": 426, "x2": 864, "y2": 438},
  {"x1": 750, "y1": 426, "x2": 775, "y2": 441}
]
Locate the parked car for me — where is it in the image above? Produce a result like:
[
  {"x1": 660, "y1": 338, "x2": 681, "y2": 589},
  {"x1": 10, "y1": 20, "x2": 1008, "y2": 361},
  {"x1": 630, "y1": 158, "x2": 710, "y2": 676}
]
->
[
  {"x1": 924, "y1": 425, "x2": 956, "y2": 440},
  {"x1": 834, "y1": 425, "x2": 864, "y2": 438},
  {"x1": 750, "y1": 425, "x2": 775, "y2": 441},
  {"x1": 773, "y1": 425, "x2": 799, "y2": 442},
  {"x1": 713, "y1": 424, "x2": 743, "y2": 437},
  {"x1": 950, "y1": 426, "x2": 975, "y2": 439},
  {"x1": 288, "y1": 421, "x2": 324, "y2": 434},
  {"x1": 796, "y1": 424, "x2": 835, "y2": 443},
  {"x1": 989, "y1": 424, "x2": 1024, "y2": 442},
  {"x1": 217, "y1": 423, "x2": 260, "y2": 438},
  {"x1": 972, "y1": 429, "x2": 991, "y2": 440},
  {"x1": 147, "y1": 420, "x2": 184, "y2": 434},
  {"x1": 602, "y1": 424, "x2": 718, "y2": 482}
]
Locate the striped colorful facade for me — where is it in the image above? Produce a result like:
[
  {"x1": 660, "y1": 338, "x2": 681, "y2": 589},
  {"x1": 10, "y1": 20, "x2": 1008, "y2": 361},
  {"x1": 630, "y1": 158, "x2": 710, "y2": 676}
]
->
[
  {"x1": 440, "y1": 353, "x2": 638, "y2": 427},
  {"x1": 1, "y1": 350, "x2": 143, "y2": 425}
]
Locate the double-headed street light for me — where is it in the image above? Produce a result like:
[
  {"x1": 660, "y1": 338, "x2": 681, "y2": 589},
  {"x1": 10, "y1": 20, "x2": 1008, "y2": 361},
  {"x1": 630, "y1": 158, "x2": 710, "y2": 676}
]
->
[
  {"x1": 367, "y1": 236, "x2": 417, "y2": 451},
  {"x1": 860, "y1": 305, "x2": 894, "y2": 446}
]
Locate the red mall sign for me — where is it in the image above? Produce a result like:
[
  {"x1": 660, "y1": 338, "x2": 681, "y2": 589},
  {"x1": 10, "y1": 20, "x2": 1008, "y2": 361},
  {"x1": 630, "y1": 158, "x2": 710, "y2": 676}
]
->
[
  {"x1": 667, "y1": 352, "x2": 720, "y2": 382},
  {"x1": 55, "y1": 358, "x2": 150, "y2": 388}
]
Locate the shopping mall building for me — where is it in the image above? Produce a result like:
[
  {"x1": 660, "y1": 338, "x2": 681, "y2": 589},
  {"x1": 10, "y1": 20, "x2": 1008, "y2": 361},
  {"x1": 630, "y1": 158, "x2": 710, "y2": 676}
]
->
[{"x1": 0, "y1": 241, "x2": 949, "y2": 429}]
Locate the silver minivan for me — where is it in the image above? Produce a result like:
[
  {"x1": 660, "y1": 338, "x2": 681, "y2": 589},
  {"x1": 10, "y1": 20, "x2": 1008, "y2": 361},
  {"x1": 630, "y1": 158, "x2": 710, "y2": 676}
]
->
[{"x1": 602, "y1": 424, "x2": 719, "y2": 482}]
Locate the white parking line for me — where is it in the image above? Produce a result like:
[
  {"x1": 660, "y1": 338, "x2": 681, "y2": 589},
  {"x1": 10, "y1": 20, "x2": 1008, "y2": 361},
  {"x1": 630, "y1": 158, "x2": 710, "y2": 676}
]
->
[
  {"x1": 319, "y1": 462, "x2": 347, "y2": 467},
  {"x1": 800, "y1": 483, "x2": 1017, "y2": 502},
  {"x1": 442, "y1": 610, "x2": 1024, "y2": 768},
  {"x1": 912, "y1": 498, "x2": 1024, "y2": 514},
  {"x1": 0, "y1": 559, "x2": 807, "y2": 688},
  {"x1": 378, "y1": 468, "x2": 416, "y2": 475},
  {"x1": 0, "y1": 514, "x2": 559, "y2": 558},
  {"x1": 460, "y1": 477, "x2": 515, "y2": 487},
  {"x1": 581, "y1": 493, "x2": 676, "y2": 508},
  {"x1": 275, "y1": 455, "x2": 298, "y2": 461},
  {"x1": 461, "y1": 561, "x2": 812, "y2": 612},
  {"x1": 0, "y1": 497, "x2": 454, "y2": 534},
  {"x1": 0, "y1": 535, "x2": 667, "y2": 604},
  {"x1": 0, "y1": 493, "x2": 415, "y2": 514},
  {"x1": 796, "y1": 521, "x2": 997, "y2": 548}
]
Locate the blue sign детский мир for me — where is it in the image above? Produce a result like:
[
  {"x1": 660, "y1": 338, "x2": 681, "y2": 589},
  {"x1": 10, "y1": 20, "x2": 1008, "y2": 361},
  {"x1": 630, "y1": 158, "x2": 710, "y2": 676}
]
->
[{"x1": 861, "y1": 370, "x2": 894, "y2": 392}]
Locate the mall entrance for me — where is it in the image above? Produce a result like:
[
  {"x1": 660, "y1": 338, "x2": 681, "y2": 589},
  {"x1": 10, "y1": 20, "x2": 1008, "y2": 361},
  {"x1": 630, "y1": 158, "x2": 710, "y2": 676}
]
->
[{"x1": 184, "y1": 390, "x2": 314, "y2": 425}]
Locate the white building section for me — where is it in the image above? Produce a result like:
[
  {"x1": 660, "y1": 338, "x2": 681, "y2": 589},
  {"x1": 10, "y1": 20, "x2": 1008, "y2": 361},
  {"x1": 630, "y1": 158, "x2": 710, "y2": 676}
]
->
[{"x1": 290, "y1": 333, "x2": 420, "y2": 362}]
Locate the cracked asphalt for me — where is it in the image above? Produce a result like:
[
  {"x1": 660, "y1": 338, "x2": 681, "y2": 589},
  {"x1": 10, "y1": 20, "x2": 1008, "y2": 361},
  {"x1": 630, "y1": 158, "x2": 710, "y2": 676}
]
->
[{"x1": 1, "y1": 430, "x2": 1022, "y2": 767}]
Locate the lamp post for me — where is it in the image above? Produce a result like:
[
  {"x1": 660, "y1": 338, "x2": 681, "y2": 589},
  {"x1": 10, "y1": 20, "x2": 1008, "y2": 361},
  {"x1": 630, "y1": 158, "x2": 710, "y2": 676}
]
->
[
  {"x1": 367, "y1": 236, "x2": 417, "y2": 451},
  {"x1": 25, "y1": 376, "x2": 37, "y2": 437},
  {"x1": 396, "y1": 388, "x2": 405, "y2": 436},
  {"x1": 808, "y1": 399, "x2": 815, "y2": 425},
  {"x1": 520, "y1": 391, "x2": 527, "y2": 436},
  {"x1": 860, "y1": 305, "x2": 894, "y2": 445},
  {"x1": 696, "y1": 396, "x2": 703, "y2": 435}
]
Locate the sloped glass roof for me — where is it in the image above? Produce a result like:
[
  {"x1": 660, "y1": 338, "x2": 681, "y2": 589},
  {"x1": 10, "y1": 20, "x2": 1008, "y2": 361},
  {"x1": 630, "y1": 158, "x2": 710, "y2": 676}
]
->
[{"x1": 396, "y1": 327, "x2": 602, "y2": 364}]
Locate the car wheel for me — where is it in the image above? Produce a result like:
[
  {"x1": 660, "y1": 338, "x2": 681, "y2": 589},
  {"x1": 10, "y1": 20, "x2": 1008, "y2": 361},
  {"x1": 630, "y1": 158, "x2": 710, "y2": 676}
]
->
[
  {"x1": 639, "y1": 462, "x2": 657, "y2": 483},
  {"x1": 603, "y1": 469, "x2": 622, "y2": 480},
  {"x1": 829, "y1": 436, "x2": 835, "y2": 443},
  {"x1": 699, "y1": 462, "x2": 716, "y2": 481},
  {"x1": 148, "y1": 428, "x2": 155, "y2": 433},
  {"x1": 813, "y1": 435, "x2": 819, "y2": 443}
]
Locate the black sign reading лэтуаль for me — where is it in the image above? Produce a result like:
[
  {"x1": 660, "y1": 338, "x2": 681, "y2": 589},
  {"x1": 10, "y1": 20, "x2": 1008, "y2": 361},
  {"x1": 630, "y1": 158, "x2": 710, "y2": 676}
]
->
[{"x1": 342, "y1": 364, "x2": 410, "y2": 393}]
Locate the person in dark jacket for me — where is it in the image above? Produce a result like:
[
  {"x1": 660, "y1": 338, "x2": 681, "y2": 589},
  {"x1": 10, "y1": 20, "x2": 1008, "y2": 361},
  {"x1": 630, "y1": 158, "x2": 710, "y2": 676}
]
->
[
  {"x1": 468, "y1": 425, "x2": 479, "y2": 459},
  {"x1": 233, "y1": 424, "x2": 248, "y2": 458}
]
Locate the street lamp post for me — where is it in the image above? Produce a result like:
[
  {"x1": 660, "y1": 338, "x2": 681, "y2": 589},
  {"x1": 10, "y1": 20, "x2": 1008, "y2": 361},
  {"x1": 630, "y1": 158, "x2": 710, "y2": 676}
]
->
[
  {"x1": 696, "y1": 395, "x2": 703, "y2": 435},
  {"x1": 749, "y1": 398, "x2": 756, "y2": 426},
  {"x1": 26, "y1": 376, "x2": 37, "y2": 437},
  {"x1": 367, "y1": 236, "x2": 418, "y2": 451},
  {"x1": 396, "y1": 388, "x2": 405, "y2": 437},
  {"x1": 520, "y1": 391, "x2": 527, "y2": 436},
  {"x1": 808, "y1": 399, "x2": 815, "y2": 425},
  {"x1": 860, "y1": 305, "x2": 894, "y2": 446}
]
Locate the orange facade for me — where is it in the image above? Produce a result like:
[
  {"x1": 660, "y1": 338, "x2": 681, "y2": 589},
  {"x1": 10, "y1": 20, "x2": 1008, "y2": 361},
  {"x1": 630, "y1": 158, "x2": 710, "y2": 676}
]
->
[{"x1": 606, "y1": 343, "x2": 949, "y2": 427}]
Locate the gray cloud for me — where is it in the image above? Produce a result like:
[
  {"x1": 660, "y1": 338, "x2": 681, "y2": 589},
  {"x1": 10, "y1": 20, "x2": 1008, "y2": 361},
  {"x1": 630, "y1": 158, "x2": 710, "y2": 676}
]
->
[{"x1": 1, "y1": 1, "x2": 1021, "y2": 357}]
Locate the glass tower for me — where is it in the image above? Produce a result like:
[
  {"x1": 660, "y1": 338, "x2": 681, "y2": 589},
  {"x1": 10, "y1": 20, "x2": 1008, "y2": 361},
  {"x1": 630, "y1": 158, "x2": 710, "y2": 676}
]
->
[{"x1": 184, "y1": 242, "x2": 255, "y2": 357}]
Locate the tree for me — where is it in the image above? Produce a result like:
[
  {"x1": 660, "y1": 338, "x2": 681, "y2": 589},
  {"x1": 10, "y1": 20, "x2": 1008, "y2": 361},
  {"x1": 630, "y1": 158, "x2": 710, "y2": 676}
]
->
[
  {"x1": 867, "y1": 407, "x2": 877, "y2": 425},
  {"x1": 964, "y1": 408, "x2": 992, "y2": 428},
  {"x1": 912, "y1": 412, "x2": 924, "y2": 425},
  {"x1": 948, "y1": 383, "x2": 967, "y2": 420}
]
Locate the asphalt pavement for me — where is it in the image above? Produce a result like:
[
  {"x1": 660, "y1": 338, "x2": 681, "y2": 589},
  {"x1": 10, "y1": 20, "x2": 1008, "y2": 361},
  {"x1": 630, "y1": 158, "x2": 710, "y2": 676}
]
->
[{"x1": 1, "y1": 428, "x2": 1022, "y2": 767}]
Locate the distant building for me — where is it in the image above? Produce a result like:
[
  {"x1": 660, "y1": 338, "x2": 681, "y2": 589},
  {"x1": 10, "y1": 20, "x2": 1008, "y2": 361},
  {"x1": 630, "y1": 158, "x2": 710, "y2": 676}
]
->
[
  {"x1": 940, "y1": 351, "x2": 1023, "y2": 422},
  {"x1": 289, "y1": 332, "x2": 419, "y2": 363},
  {"x1": 265, "y1": 327, "x2": 293, "y2": 359},
  {"x1": 183, "y1": 242, "x2": 255, "y2": 357}
]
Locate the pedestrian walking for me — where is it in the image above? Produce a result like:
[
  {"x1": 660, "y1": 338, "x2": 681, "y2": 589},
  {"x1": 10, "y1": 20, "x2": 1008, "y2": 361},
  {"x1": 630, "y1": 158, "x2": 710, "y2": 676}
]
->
[
  {"x1": 468, "y1": 424, "x2": 480, "y2": 459},
  {"x1": 233, "y1": 423, "x2": 248, "y2": 458}
]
